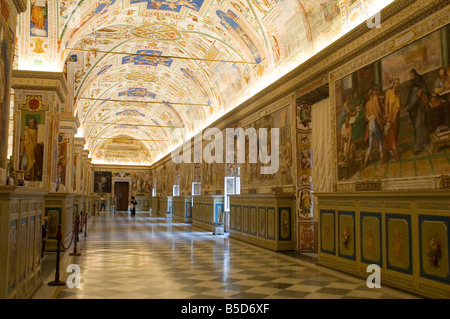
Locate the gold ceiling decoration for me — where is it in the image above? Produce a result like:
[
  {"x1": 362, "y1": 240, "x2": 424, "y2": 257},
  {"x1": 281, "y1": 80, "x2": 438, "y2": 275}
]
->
[
  {"x1": 85, "y1": 122, "x2": 183, "y2": 128},
  {"x1": 94, "y1": 137, "x2": 169, "y2": 142},
  {"x1": 67, "y1": 48, "x2": 259, "y2": 64},
  {"x1": 131, "y1": 24, "x2": 182, "y2": 41},
  {"x1": 78, "y1": 97, "x2": 209, "y2": 106},
  {"x1": 124, "y1": 73, "x2": 159, "y2": 82}
]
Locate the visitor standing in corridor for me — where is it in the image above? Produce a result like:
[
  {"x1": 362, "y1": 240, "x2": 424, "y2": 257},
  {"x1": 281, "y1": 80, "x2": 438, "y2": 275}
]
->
[{"x1": 130, "y1": 196, "x2": 137, "y2": 216}]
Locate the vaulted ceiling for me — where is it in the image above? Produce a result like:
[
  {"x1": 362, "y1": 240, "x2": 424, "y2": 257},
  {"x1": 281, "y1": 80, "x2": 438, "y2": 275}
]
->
[{"x1": 53, "y1": 0, "x2": 393, "y2": 165}]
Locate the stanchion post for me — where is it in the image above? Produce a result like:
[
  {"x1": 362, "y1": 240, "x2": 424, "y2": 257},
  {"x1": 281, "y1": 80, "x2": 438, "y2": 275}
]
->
[
  {"x1": 76, "y1": 213, "x2": 81, "y2": 242},
  {"x1": 48, "y1": 225, "x2": 66, "y2": 286},
  {"x1": 83, "y1": 211, "x2": 88, "y2": 237},
  {"x1": 70, "y1": 214, "x2": 81, "y2": 256},
  {"x1": 79, "y1": 211, "x2": 84, "y2": 233}
]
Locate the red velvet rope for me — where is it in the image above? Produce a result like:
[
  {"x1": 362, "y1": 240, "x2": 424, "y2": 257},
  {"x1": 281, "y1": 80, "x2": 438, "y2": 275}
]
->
[
  {"x1": 60, "y1": 230, "x2": 75, "y2": 251},
  {"x1": 60, "y1": 219, "x2": 79, "y2": 250}
]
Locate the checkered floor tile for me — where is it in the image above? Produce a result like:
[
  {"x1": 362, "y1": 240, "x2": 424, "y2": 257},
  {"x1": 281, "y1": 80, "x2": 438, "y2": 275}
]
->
[{"x1": 51, "y1": 212, "x2": 420, "y2": 299}]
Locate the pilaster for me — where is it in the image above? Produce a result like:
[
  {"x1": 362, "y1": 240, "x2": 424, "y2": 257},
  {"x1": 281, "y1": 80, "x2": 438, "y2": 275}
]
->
[
  {"x1": 11, "y1": 70, "x2": 67, "y2": 192},
  {"x1": 57, "y1": 116, "x2": 79, "y2": 193},
  {"x1": 74, "y1": 137, "x2": 85, "y2": 194},
  {"x1": 0, "y1": 0, "x2": 24, "y2": 185}
]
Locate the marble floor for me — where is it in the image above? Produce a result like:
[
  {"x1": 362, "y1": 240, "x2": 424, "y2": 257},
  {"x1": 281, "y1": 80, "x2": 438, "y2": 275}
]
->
[{"x1": 34, "y1": 211, "x2": 421, "y2": 300}]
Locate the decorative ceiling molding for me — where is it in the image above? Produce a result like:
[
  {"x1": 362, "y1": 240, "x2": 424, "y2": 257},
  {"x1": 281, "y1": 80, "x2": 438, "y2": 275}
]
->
[
  {"x1": 11, "y1": 70, "x2": 69, "y2": 103},
  {"x1": 60, "y1": 116, "x2": 81, "y2": 134},
  {"x1": 12, "y1": 0, "x2": 27, "y2": 13}
]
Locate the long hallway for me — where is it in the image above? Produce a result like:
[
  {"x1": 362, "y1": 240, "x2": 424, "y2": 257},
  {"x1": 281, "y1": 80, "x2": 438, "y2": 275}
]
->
[{"x1": 37, "y1": 211, "x2": 420, "y2": 300}]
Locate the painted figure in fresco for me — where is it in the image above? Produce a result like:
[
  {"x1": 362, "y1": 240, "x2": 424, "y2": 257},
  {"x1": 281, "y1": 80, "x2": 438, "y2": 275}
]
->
[
  {"x1": 384, "y1": 78, "x2": 401, "y2": 161},
  {"x1": 340, "y1": 91, "x2": 365, "y2": 147},
  {"x1": 339, "y1": 94, "x2": 352, "y2": 130},
  {"x1": 364, "y1": 89, "x2": 384, "y2": 167},
  {"x1": 340, "y1": 115, "x2": 354, "y2": 163},
  {"x1": 19, "y1": 117, "x2": 42, "y2": 180},
  {"x1": 372, "y1": 84, "x2": 384, "y2": 114},
  {"x1": 95, "y1": 173, "x2": 111, "y2": 193},
  {"x1": 30, "y1": 0, "x2": 47, "y2": 37},
  {"x1": 405, "y1": 69, "x2": 430, "y2": 155},
  {"x1": 366, "y1": 225, "x2": 375, "y2": 252},
  {"x1": 342, "y1": 226, "x2": 351, "y2": 248},
  {"x1": 299, "y1": 189, "x2": 312, "y2": 218},
  {"x1": 433, "y1": 67, "x2": 450, "y2": 96},
  {"x1": 428, "y1": 237, "x2": 442, "y2": 268},
  {"x1": 300, "y1": 144, "x2": 312, "y2": 170},
  {"x1": 350, "y1": 89, "x2": 366, "y2": 144},
  {"x1": 56, "y1": 162, "x2": 62, "y2": 191},
  {"x1": 299, "y1": 104, "x2": 312, "y2": 129},
  {"x1": 320, "y1": 0, "x2": 340, "y2": 22}
]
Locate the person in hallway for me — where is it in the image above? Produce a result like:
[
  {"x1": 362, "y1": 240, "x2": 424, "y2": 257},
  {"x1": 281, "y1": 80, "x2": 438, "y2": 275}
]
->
[
  {"x1": 130, "y1": 196, "x2": 137, "y2": 216},
  {"x1": 111, "y1": 195, "x2": 116, "y2": 213},
  {"x1": 100, "y1": 196, "x2": 106, "y2": 211},
  {"x1": 405, "y1": 69, "x2": 430, "y2": 155},
  {"x1": 41, "y1": 217, "x2": 48, "y2": 258}
]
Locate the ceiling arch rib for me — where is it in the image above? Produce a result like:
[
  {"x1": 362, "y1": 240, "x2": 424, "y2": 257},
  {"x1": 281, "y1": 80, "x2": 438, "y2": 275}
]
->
[
  {"x1": 71, "y1": 30, "x2": 257, "y2": 154},
  {"x1": 62, "y1": 0, "x2": 396, "y2": 165},
  {"x1": 71, "y1": 23, "x2": 263, "y2": 104},
  {"x1": 90, "y1": 134, "x2": 156, "y2": 165},
  {"x1": 78, "y1": 67, "x2": 210, "y2": 139},
  {"x1": 87, "y1": 123, "x2": 172, "y2": 162},
  {"x1": 85, "y1": 102, "x2": 187, "y2": 146}
]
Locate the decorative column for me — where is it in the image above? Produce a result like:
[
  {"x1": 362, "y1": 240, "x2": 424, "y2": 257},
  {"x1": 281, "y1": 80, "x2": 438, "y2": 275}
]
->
[
  {"x1": 80, "y1": 149, "x2": 89, "y2": 213},
  {"x1": 0, "y1": 0, "x2": 25, "y2": 185},
  {"x1": 0, "y1": 0, "x2": 44, "y2": 299},
  {"x1": 73, "y1": 137, "x2": 85, "y2": 216},
  {"x1": 11, "y1": 70, "x2": 67, "y2": 190},
  {"x1": 86, "y1": 157, "x2": 93, "y2": 214},
  {"x1": 10, "y1": 70, "x2": 70, "y2": 251},
  {"x1": 295, "y1": 100, "x2": 316, "y2": 251},
  {"x1": 57, "y1": 116, "x2": 79, "y2": 193},
  {"x1": 74, "y1": 137, "x2": 85, "y2": 194},
  {"x1": 42, "y1": 116, "x2": 78, "y2": 251}
]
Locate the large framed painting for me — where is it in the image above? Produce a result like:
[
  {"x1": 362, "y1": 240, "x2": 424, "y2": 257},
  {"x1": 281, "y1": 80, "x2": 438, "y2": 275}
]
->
[
  {"x1": 94, "y1": 171, "x2": 112, "y2": 193},
  {"x1": 240, "y1": 103, "x2": 293, "y2": 189},
  {"x1": 331, "y1": 23, "x2": 450, "y2": 191}
]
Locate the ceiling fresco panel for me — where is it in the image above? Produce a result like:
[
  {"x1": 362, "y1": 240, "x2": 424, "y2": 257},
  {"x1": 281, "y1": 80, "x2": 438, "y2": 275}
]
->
[{"x1": 13, "y1": 0, "x2": 396, "y2": 165}]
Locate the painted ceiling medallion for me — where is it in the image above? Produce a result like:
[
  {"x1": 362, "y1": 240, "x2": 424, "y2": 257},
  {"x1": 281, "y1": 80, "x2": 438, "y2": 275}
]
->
[
  {"x1": 129, "y1": 0, "x2": 205, "y2": 13},
  {"x1": 125, "y1": 72, "x2": 159, "y2": 82},
  {"x1": 131, "y1": 23, "x2": 181, "y2": 41}
]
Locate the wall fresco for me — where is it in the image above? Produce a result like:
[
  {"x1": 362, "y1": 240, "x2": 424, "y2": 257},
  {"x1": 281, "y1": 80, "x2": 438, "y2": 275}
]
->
[{"x1": 334, "y1": 26, "x2": 450, "y2": 182}]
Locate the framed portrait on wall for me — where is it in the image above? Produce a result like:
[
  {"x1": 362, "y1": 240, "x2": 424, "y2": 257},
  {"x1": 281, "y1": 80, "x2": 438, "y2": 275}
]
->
[{"x1": 94, "y1": 171, "x2": 112, "y2": 193}]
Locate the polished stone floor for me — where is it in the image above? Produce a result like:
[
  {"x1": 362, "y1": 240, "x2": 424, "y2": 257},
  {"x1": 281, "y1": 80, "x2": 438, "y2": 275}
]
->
[{"x1": 35, "y1": 211, "x2": 421, "y2": 299}]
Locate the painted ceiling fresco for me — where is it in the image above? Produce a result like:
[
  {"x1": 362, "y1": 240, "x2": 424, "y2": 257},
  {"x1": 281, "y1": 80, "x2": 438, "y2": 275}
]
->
[{"x1": 17, "y1": 0, "x2": 394, "y2": 164}]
